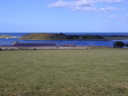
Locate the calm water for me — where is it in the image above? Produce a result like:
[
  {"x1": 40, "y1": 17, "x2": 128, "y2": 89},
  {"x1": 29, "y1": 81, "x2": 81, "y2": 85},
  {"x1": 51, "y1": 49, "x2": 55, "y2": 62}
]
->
[{"x1": 0, "y1": 32, "x2": 128, "y2": 47}]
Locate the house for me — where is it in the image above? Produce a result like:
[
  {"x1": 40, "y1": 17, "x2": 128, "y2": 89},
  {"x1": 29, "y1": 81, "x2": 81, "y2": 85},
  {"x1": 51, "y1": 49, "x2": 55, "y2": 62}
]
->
[
  {"x1": 13, "y1": 42, "x2": 57, "y2": 47},
  {"x1": 59, "y1": 44, "x2": 76, "y2": 47}
]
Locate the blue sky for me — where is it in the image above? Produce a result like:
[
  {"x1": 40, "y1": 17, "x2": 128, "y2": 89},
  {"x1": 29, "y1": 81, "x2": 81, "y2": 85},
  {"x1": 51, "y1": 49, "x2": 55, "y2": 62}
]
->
[{"x1": 0, "y1": 0, "x2": 128, "y2": 33}]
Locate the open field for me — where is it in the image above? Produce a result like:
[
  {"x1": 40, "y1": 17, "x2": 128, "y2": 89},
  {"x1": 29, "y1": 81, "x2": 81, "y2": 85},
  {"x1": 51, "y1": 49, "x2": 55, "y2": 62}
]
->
[{"x1": 0, "y1": 48, "x2": 128, "y2": 96}]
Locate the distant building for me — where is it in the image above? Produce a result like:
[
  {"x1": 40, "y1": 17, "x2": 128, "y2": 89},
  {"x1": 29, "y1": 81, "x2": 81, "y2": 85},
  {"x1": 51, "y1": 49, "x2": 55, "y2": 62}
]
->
[
  {"x1": 59, "y1": 44, "x2": 76, "y2": 47},
  {"x1": 13, "y1": 41, "x2": 57, "y2": 47}
]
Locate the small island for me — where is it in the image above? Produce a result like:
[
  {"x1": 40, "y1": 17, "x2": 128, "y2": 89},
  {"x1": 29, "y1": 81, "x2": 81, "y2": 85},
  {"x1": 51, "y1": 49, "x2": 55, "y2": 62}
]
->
[
  {"x1": 0, "y1": 35, "x2": 16, "y2": 39},
  {"x1": 20, "y1": 33, "x2": 128, "y2": 41}
]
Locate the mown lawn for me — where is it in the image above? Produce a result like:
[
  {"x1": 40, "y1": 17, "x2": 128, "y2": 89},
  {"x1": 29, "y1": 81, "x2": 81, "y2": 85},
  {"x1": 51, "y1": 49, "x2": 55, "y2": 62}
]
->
[{"x1": 0, "y1": 48, "x2": 128, "y2": 96}]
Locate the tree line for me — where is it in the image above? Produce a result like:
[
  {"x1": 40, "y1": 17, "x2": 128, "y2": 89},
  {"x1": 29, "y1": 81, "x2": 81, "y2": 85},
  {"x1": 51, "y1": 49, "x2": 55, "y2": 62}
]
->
[{"x1": 113, "y1": 41, "x2": 128, "y2": 48}]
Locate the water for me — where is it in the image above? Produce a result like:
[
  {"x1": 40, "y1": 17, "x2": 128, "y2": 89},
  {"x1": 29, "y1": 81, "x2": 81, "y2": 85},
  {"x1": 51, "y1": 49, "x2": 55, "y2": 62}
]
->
[{"x1": 0, "y1": 32, "x2": 128, "y2": 47}]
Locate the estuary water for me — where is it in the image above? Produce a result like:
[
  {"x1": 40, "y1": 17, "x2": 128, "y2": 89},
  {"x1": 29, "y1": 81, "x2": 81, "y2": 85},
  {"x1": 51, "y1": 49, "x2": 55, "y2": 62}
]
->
[{"x1": 0, "y1": 32, "x2": 128, "y2": 47}]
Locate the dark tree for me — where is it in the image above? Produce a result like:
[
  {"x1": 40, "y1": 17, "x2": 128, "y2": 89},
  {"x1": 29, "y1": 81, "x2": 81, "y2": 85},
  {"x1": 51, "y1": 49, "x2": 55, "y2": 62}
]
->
[
  {"x1": 113, "y1": 41, "x2": 125, "y2": 48},
  {"x1": 59, "y1": 33, "x2": 65, "y2": 35},
  {"x1": 0, "y1": 48, "x2": 2, "y2": 51},
  {"x1": 125, "y1": 44, "x2": 128, "y2": 48},
  {"x1": 66, "y1": 35, "x2": 74, "y2": 39},
  {"x1": 95, "y1": 35, "x2": 104, "y2": 39}
]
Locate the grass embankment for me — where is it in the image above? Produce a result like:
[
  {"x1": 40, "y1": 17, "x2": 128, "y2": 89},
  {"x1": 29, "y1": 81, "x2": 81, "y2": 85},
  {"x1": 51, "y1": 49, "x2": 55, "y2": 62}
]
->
[
  {"x1": 0, "y1": 48, "x2": 128, "y2": 96},
  {"x1": 20, "y1": 33, "x2": 128, "y2": 40}
]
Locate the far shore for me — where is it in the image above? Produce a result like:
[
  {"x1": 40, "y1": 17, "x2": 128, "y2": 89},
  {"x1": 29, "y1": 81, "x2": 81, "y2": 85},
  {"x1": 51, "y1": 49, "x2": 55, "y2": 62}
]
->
[
  {"x1": 20, "y1": 33, "x2": 128, "y2": 41},
  {"x1": 0, "y1": 35, "x2": 17, "y2": 38}
]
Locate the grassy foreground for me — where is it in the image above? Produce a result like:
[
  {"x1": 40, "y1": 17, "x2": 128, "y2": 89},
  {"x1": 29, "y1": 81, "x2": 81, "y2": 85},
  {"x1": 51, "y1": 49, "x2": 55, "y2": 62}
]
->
[{"x1": 0, "y1": 48, "x2": 128, "y2": 96}]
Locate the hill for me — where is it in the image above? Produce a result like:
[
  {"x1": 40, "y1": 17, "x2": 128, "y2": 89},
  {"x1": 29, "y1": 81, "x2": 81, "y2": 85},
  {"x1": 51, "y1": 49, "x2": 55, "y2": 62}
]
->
[{"x1": 20, "y1": 33, "x2": 128, "y2": 40}]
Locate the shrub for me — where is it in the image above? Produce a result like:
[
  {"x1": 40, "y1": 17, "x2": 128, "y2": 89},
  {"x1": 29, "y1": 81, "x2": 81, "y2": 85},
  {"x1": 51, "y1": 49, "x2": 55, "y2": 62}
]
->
[{"x1": 113, "y1": 41, "x2": 125, "y2": 48}]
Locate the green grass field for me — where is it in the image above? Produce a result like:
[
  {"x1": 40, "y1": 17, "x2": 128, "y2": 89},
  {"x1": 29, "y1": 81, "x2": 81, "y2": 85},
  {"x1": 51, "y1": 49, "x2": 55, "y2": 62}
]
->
[{"x1": 0, "y1": 48, "x2": 128, "y2": 96}]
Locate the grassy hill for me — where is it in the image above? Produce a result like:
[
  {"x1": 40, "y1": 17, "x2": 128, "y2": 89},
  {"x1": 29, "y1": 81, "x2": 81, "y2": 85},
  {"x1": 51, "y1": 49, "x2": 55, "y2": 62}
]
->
[
  {"x1": 20, "y1": 33, "x2": 128, "y2": 40},
  {"x1": 20, "y1": 33, "x2": 55, "y2": 40},
  {"x1": 20, "y1": 33, "x2": 80, "y2": 40}
]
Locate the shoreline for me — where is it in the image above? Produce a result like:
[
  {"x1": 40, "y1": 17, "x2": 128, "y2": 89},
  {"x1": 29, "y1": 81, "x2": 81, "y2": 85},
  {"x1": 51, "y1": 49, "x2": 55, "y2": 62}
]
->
[{"x1": 0, "y1": 46, "x2": 90, "y2": 50}]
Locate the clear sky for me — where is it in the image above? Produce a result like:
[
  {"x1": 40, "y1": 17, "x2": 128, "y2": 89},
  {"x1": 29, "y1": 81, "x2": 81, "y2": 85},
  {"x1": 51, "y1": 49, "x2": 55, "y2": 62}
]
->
[{"x1": 0, "y1": 0, "x2": 128, "y2": 33}]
